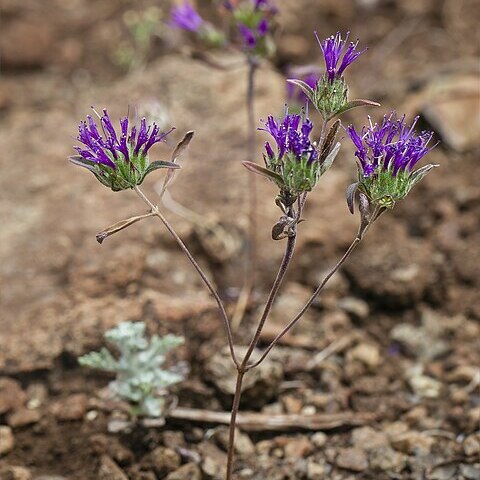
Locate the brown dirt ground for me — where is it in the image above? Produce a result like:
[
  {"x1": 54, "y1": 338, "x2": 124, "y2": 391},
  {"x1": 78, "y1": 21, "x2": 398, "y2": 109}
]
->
[{"x1": 0, "y1": 0, "x2": 479, "y2": 479}]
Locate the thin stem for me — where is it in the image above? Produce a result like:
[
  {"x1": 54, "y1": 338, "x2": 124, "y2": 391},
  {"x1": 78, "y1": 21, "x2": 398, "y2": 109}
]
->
[
  {"x1": 133, "y1": 186, "x2": 239, "y2": 368},
  {"x1": 225, "y1": 370, "x2": 245, "y2": 480},
  {"x1": 248, "y1": 212, "x2": 378, "y2": 369},
  {"x1": 232, "y1": 55, "x2": 259, "y2": 328},
  {"x1": 242, "y1": 232, "x2": 296, "y2": 370}
]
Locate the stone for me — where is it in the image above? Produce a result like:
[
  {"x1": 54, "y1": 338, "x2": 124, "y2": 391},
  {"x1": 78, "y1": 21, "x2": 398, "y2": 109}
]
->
[
  {"x1": 460, "y1": 464, "x2": 480, "y2": 480},
  {"x1": 306, "y1": 461, "x2": 326, "y2": 480},
  {"x1": 311, "y1": 432, "x2": 328, "y2": 448},
  {"x1": 198, "y1": 441, "x2": 227, "y2": 479},
  {"x1": 368, "y1": 446, "x2": 407, "y2": 473},
  {"x1": 351, "y1": 426, "x2": 388, "y2": 451},
  {"x1": 141, "y1": 447, "x2": 181, "y2": 477},
  {"x1": 284, "y1": 436, "x2": 314, "y2": 458},
  {"x1": 90, "y1": 434, "x2": 134, "y2": 465},
  {"x1": 427, "y1": 463, "x2": 458, "y2": 480},
  {"x1": 0, "y1": 465, "x2": 32, "y2": 480},
  {"x1": 0, "y1": 425, "x2": 15, "y2": 456},
  {"x1": 407, "y1": 367, "x2": 442, "y2": 398},
  {"x1": 338, "y1": 297, "x2": 370, "y2": 320},
  {"x1": 50, "y1": 393, "x2": 88, "y2": 421},
  {"x1": 212, "y1": 426, "x2": 255, "y2": 455},
  {"x1": 463, "y1": 434, "x2": 480, "y2": 457},
  {"x1": 7, "y1": 408, "x2": 41, "y2": 428},
  {"x1": 390, "y1": 431, "x2": 434, "y2": 455},
  {"x1": 336, "y1": 448, "x2": 369, "y2": 472},
  {"x1": 205, "y1": 346, "x2": 283, "y2": 409},
  {"x1": 165, "y1": 463, "x2": 202, "y2": 480},
  {"x1": 0, "y1": 378, "x2": 26, "y2": 414},
  {"x1": 98, "y1": 456, "x2": 129, "y2": 480},
  {"x1": 347, "y1": 344, "x2": 381, "y2": 369}
]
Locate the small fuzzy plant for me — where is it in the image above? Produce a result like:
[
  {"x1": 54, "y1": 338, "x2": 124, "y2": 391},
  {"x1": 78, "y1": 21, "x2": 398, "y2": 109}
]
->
[
  {"x1": 70, "y1": 30, "x2": 437, "y2": 480},
  {"x1": 79, "y1": 321, "x2": 184, "y2": 417}
]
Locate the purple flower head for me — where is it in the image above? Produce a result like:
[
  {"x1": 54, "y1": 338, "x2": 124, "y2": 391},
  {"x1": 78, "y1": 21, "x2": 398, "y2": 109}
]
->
[
  {"x1": 346, "y1": 112, "x2": 436, "y2": 178},
  {"x1": 239, "y1": 25, "x2": 257, "y2": 48},
  {"x1": 75, "y1": 109, "x2": 173, "y2": 170},
  {"x1": 260, "y1": 112, "x2": 318, "y2": 164},
  {"x1": 315, "y1": 31, "x2": 367, "y2": 83},
  {"x1": 170, "y1": 1, "x2": 204, "y2": 32},
  {"x1": 286, "y1": 65, "x2": 321, "y2": 103}
]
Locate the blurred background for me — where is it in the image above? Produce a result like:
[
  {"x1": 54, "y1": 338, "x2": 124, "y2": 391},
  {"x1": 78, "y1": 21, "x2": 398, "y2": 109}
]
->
[{"x1": 0, "y1": 0, "x2": 479, "y2": 479}]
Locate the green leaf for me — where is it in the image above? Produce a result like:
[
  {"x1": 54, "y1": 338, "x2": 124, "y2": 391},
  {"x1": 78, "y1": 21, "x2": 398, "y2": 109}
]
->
[
  {"x1": 144, "y1": 161, "x2": 181, "y2": 176},
  {"x1": 242, "y1": 161, "x2": 284, "y2": 186},
  {"x1": 336, "y1": 98, "x2": 381, "y2": 116},
  {"x1": 286, "y1": 79, "x2": 315, "y2": 103}
]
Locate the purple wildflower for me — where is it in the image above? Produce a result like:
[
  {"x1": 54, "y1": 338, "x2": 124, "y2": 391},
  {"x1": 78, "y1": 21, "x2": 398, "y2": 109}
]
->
[
  {"x1": 75, "y1": 109, "x2": 173, "y2": 170},
  {"x1": 239, "y1": 25, "x2": 257, "y2": 48},
  {"x1": 261, "y1": 112, "x2": 318, "y2": 164},
  {"x1": 170, "y1": 1, "x2": 204, "y2": 32},
  {"x1": 346, "y1": 113, "x2": 435, "y2": 178},
  {"x1": 315, "y1": 31, "x2": 367, "y2": 83}
]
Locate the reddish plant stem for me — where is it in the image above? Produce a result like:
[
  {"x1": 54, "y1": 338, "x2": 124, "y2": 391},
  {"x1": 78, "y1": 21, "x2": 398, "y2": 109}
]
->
[{"x1": 134, "y1": 186, "x2": 239, "y2": 368}]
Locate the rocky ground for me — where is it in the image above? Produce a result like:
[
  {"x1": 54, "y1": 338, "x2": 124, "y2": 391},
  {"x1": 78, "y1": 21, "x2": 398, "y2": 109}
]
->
[{"x1": 0, "y1": 0, "x2": 479, "y2": 479}]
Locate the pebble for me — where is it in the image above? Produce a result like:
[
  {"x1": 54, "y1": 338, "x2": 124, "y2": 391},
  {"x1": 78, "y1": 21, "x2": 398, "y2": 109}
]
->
[
  {"x1": 463, "y1": 434, "x2": 480, "y2": 457},
  {"x1": 90, "y1": 434, "x2": 134, "y2": 465},
  {"x1": 141, "y1": 447, "x2": 181, "y2": 477},
  {"x1": 284, "y1": 436, "x2": 314, "y2": 458},
  {"x1": 351, "y1": 426, "x2": 388, "y2": 451},
  {"x1": 460, "y1": 464, "x2": 480, "y2": 480},
  {"x1": 0, "y1": 425, "x2": 15, "y2": 456},
  {"x1": 212, "y1": 426, "x2": 255, "y2": 455},
  {"x1": 408, "y1": 367, "x2": 442, "y2": 398},
  {"x1": 347, "y1": 344, "x2": 381, "y2": 369},
  {"x1": 98, "y1": 455, "x2": 129, "y2": 480},
  {"x1": 0, "y1": 378, "x2": 26, "y2": 415},
  {"x1": 165, "y1": 463, "x2": 201, "y2": 480},
  {"x1": 390, "y1": 431, "x2": 434, "y2": 455},
  {"x1": 311, "y1": 432, "x2": 328, "y2": 448},
  {"x1": 338, "y1": 297, "x2": 370, "y2": 320},
  {"x1": 306, "y1": 460, "x2": 326, "y2": 479},
  {"x1": 0, "y1": 465, "x2": 32, "y2": 480},
  {"x1": 368, "y1": 446, "x2": 407, "y2": 473},
  {"x1": 7, "y1": 408, "x2": 42, "y2": 428},
  {"x1": 50, "y1": 393, "x2": 88, "y2": 421},
  {"x1": 336, "y1": 447, "x2": 369, "y2": 472}
]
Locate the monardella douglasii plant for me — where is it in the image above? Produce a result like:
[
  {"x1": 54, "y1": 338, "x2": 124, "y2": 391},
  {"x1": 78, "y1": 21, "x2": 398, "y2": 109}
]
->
[{"x1": 70, "y1": 30, "x2": 438, "y2": 480}]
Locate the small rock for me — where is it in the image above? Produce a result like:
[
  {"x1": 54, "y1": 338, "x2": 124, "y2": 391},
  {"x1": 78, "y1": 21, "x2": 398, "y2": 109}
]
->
[
  {"x1": 336, "y1": 448, "x2": 369, "y2": 472},
  {"x1": 347, "y1": 344, "x2": 381, "y2": 369},
  {"x1": 198, "y1": 441, "x2": 227, "y2": 479},
  {"x1": 368, "y1": 446, "x2": 407, "y2": 473},
  {"x1": 212, "y1": 426, "x2": 255, "y2": 455},
  {"x1": 34, "y1": 476, "x2": 68, "y2": 480},
  {"x1": 7, "y1": 408, "x2": 41, "y2": 428},
  {"x1": 463, "y1": 434, "x2": 480, "y2": 457},
  {"x1": 205, "y1": 346, "x2": 283, "y2": 409},
  {"x1": 141, "y1": 447, "x2": 181, "y2": 477},
  {"x1": 90, "y1": 434, "x2": 134, "y2": 465},
  {"x1": 0, "y1": 425, "x2": 15, "y2": 456},
  {"x1": 311, "y1": 432, "x2": 327, "y2": 448},
  {"x1": 427, "y1": 463, "x2": 458, "y2": 480},
  {"x1": 0, "y1": 465, "x2": 32, "y2": 480},
  {"x1": 306, "y1": 460, "x2": 326, "y2": 480},
  {"x1": 50, "y1": 393, "x2": 88, "y2": 421},
  {"x1": 408, "y1": 368, "x2": 442, "y2": 398},
  {"x1": 98, "y1": 455, "x2": 129, "y2": 480},
  {"x1": 284, "y1": 436, "x2": 314, "y2": 458},
  {"x1": 165, "y1": 463, "x2": 202, "y2": 480},
  {"x1": 338, "y1": 297, "x2": 370, "y2": 320},
  {"x1": 460, "y1": 464, "x2": 480, "y2": 480},
  {"x1": 0, "y1": 378, "x2": 26, "y2": 414},
  {"x1": 282, "y1": 395, "x2": 303, "y2": 414},
  {"x1": 390, "y1": 431, "x2": 434, "y2": 455},
  {"x1": 25, "y1": 383, "x2": 48, "y2": 409},
  {"x1": 351, "y1": 426, "x2": 388, "y2": 451}
]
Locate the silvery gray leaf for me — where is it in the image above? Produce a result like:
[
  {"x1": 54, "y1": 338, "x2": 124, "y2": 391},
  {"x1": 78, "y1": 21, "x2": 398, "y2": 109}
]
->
[
  {"x1": 320, "y1": 142, "x2": 341, "y2": 175},
  {"x1": 346, "y1": 182, "x2": 359, "y2": 214}
]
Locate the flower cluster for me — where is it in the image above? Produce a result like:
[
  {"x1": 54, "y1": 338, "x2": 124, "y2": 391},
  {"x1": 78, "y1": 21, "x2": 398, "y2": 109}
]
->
[
  {"x1": 169, "y1": 0, "x2": 276, "y2": 55},
  {"x1": 316, "y1": 31, "x2": 366, "y2": 83},
  {"x1": 70, "y1": 109, "x2": 177, "y2": 191},
  {"x1": 170, "y1": 1, "x2": 204, "y2": 32},
  {"x1": 250, "y1": 111, "x2": 338, "y2": 201},
  {"x1": 346, "y1": 113, "x2": 437, "y2": 208},
  {"x1": 229, "y1": 0, "x2": 277, "y2": 52},
  {"x1": 288, "y1": 32, "x2": 374, "y2": 120}
]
